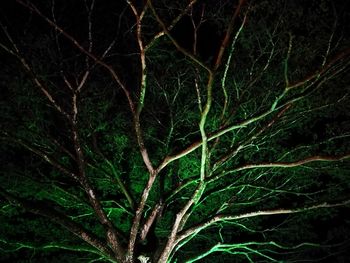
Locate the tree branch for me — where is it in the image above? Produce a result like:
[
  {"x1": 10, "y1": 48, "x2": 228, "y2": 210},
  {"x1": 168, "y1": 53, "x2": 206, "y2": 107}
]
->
[
  {"x1": 15, "y1": 0, "x2": 135, "y2": 115},
  {"x1": 70, "y1": 93, "x2": 125, "y2": 258},
  {"x1": 2, "y1": 134, "x2": 78, "y2": 181},
  {"x1": 145, "y1": 0, "x2": 198, "y2": 51},
  {"x1": 0, "y1": 24, "x2": 70, "y2": 119},
  {"x1": 214, "y1": 0, "x2": 247, "y2": 70},
  {"x1": 0, "y1": 187, "x2": 116, "y2": 261},
  {"x1": 287, "y1": 48, "x2": 350, "y2": 90},
  {"x1": 156, "y1": 47, "x2": 349, "y2": 173},
  {"x1": 147, "y1": 0, "x2": 212, "y2": 74},
  {"x1": 176, "y1": 199, "x2": 350, "y2": 246},
  {"x1": 209, "y1": 153, "x2": 350, "y2": 183}
]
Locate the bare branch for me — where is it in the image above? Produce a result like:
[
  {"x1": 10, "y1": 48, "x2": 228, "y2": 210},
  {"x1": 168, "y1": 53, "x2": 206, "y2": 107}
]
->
[
  {"x1": 287, "y1": 48, "x2": 350, "y2": 90},
  {"x1": 213, "y1": 104, "x2": 292, "y2": 171},
  {"x1": 70, "y1": 93, "x2": 125, "y2": 258},
  {"x1": 220, "y1": 12, "x2": 248, "y2": 119},
  {"x1": 139, "y1": 201, "x2": 163, "y2": 242},
  {"x1": 214, "y1": 0, "x2": 247, "y2": 70},
  {"x1": 145, "y1": 0, "x2": 198, "y2": 51},
  {"x1": 176, "y1": 199, "x2": 350, "y2": 246},
  {"x1": 156, "y1": 47, "x2": 349, "y2": 173},
  {"x1": 283, "y1": 32, "x2": 294, "y2": 87},
  {"x1": 0, "y1": 187, "x2": 116, "y2": 261},
  {"x1": 2, "y1": 134, "x2": 78, "y2": 181},
  {"x1": 0, "y1": 24, "x2": 70, "y2": 119},
  {"x1": 209, "y1": 153, "x2": 350, "y2": 183},
  {"x1": 147, "y1": 0, "x2": 212, "y2": 74},
  {"x1": 15, "y1": 0, "x2": 135, "y2": 115}
]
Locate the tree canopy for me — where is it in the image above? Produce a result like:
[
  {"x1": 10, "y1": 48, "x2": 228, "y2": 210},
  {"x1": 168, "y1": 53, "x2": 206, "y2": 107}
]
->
[{"x1": 0, "y1": 0, "x2": 350, "y2": 262}]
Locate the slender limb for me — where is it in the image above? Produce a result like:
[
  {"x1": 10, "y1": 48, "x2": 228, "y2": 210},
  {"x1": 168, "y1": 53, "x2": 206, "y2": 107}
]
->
[
  {"x1": 0, "y1": 24, "x2": 70, "y2": 119},
  {"x1": 220, "y1": 12, "x2": 248, "y2": 120},
  {"x1": 209, "y1": 153, "x2": 350, "y2": 184},
  {"x1": 15, "y1": 0, "x2": 135, "y2": 115},
  {"x1": 190, "y1": 4, "x2": 206, "y2": 112},
  {"x1": 283, "y1": 32, "x2": 293, "y2": 88},
  {"x1": 287, "y1": 48, "x2": 350, "y2": 90},
  {"x1": 145, "y1": 0, "x2": 199, "y2": 51},
  {"x1": 147, "y1": 0, "x2": 212, "y2": 74},
  {"x1": 162, "y1": 1, "x2": 254, "y2": 239},
  {"x1": 156, "y1": 47, "x2": 349, "y2": 173},
  {"x1": 125, "y1": 2, "x2": 158, "y2": 260},
  {"x1": 176, "y1": 199, "x2": 350, "y2": 247},
  {"x1": 70, "y1": 92, "x2": 125, "y2": 259},
  {"x1": 212, "y1": 103, "x2": 292, "y2": 171},
  {"x1": 0, "y1": 187, "x2": 116, "y2": 261},
  {"x1": 2, "y1": 134, "x2": 78, "y2": 181},
  {"x1": 214, "y1": 0, "x2": 247, "y2": 71}
]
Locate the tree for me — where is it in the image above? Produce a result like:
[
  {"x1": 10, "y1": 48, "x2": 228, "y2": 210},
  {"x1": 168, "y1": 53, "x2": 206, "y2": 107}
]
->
[{"x1": 1, "y1": 0, "x2": 350, "y2": 262}]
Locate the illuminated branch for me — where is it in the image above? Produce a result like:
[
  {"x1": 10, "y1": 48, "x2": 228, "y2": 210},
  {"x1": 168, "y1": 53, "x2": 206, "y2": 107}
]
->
[
  {"x1": 157, "y1": 47, "x2": 349, "y2": 173},
  {"x1": 15, "y1": 0, "x2": 135, "y2": 115},
  {"x1": 124, "y1": 2, "x2": 163, "y2": 260},
  {"x1": 70, "y1": 93, "x2": 125, "y2": 259},
  {"x1": 197, "y1": 0, "x2": 248, "y2": 181},
  {"x1": 126, "y1": 1, "x2": 154, "y2": 174},
  {"x1": 209, "y1": 153, "x2": 350, "y2": 184},
  {"x1": 0, "y1": 240, "x2": 109, "y2": 259},
  {"x1": 198, "y1": 74, "x2": 214, "y2": 181},
  {"x1": 176, "y1": 199, "x2": 350, "y2": 246},
  {"x1": 286, "y1": 48, "x2": 350, "y2": 90},
  {"x1": 221, "y1": 12, "x2": 248, "y2": 119},
  {"x1": 0, "y1": 188, "x2": 116, "y2": 261},
  {"x1": 0, "y1": 25, "x2": 70, "y2": 119},
  {"x1": 213, "y1": 104, "x2": 292, "y2": 171},
  {"x1": 158, "y1": 183, "x2": 207, "y2": 262},
  {"x1": 85, "y1": 0, "x2": 95, "y2": 54},
  {"x1": 104, "y1": 160, "x2": 135, "y2": 210},
  {"x1": 283, "y1": 33, "x2": 294, "y2": 88},
  {"x1": 127, "y1": 170, "x2": 158, "y2": 262},
  {"x1": 186, "y1": 241, "x2": 332, "y2": 263},
  {"x1": 2, "y1": 135, "x2": 78, "y2": 181},
  {"x1": 241, "y1": 154, "x2": 350, "y2": 169},
  {"x1": 139, "y1": 201, "x2": 163, "y2": 242},
  {"x1": 127, "y1": 0, "x2": 147, "y2": 116},
  {"x1": 190, "y1": 4, "x2": 206, "y2": 112},
  {"x1": 153, "y1": 7, "x2": 253, "y2": 252},
  {"x1": 145, "y1": 0, "x2": 198, "y2": 51},
  {"x1": 147, "y1": 0, "x2": 212, "y2": 73},
  {"x1": 214, "y1": 0, "x2": 247, "y2": 70}
]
